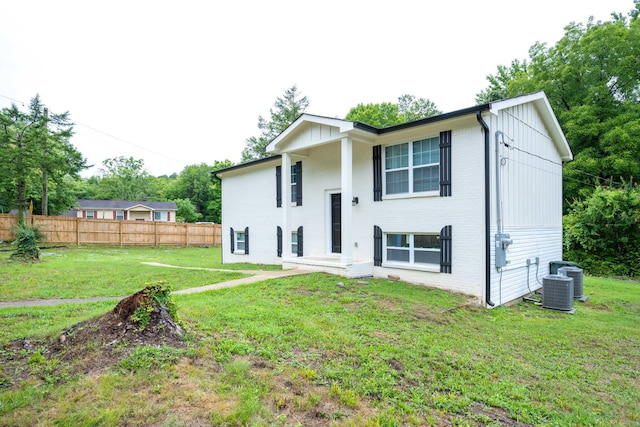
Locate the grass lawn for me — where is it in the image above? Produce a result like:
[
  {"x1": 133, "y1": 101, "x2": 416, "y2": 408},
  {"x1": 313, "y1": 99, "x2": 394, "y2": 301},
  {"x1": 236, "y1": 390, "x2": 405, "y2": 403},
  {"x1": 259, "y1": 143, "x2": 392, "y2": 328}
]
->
[
  {"x1": 0, "y1": 247, "x2": 638, "y2": 426},
  {"x1": 0, "y1": 245, "x2": 275, "y2": 300}
]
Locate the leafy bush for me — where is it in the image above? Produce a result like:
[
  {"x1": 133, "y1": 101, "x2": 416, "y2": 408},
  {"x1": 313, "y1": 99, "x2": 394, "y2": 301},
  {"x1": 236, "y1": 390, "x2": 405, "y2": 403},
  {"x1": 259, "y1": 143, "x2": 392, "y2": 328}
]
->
[
  {"x1": 11, "y1": 224, "x2": 46, "y2": 261},
  {"x1": 564, "y1": 181, "x2": 640, "y2": 277},
  {"x1": 130, "y1": 282, "x2": 179, "y2": 330}
]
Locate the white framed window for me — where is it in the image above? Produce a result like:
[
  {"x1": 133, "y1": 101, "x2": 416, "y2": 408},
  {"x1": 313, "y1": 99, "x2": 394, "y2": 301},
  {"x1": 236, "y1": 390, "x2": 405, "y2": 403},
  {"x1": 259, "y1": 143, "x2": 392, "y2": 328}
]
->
[
  {"x1": 85, "y1": 210, "x2": 94, "y2": 219},
  {"x1": 154, "y1": 211, "x2": 167, "y2": 221},
  {"x1": 291, "y1": 232, "x2": 298, "y2": 255},
  {"x1": 236, "y1": 231, "x2": 246, "y2": 251},
  {"x1": 385, "y1": 233, "x2": 440, "y2": 266},
  {"x1": 384, "y1": 136, "x2": 439, "y2": 195},
  {"x1": 116, "y1": 211, "x2": 124, "y2": 220}
]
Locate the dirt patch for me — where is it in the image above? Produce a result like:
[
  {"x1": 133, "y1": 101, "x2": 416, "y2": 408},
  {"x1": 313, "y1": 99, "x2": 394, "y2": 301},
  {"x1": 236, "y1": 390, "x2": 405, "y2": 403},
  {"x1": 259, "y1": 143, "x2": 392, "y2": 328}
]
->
[
  {"x1": 0, "y1": 286, "x2": 186, "y2": 386},
  {"x1": 470, "y1": 402, "x2": 534, "y2": 426}
]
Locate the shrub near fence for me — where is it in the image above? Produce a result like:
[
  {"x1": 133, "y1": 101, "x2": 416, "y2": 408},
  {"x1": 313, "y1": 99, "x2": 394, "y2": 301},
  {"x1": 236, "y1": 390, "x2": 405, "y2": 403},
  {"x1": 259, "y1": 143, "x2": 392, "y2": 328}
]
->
[{"x1": 0, "y1": 214, "x2": 221, "y2": 247}]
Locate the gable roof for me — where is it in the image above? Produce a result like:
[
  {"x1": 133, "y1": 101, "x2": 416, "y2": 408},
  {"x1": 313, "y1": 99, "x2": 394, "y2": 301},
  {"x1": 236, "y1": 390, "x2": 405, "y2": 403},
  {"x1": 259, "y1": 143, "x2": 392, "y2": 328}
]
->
[
  {"x1": 75, "y1": 200, "x2": 177, "y2": 210},
  {"x1": 214, "y1": 91, "x2": 572, "y2": 177},
  {"x1": 490, "y1": 92, "x2": 572, "y2": 160}
]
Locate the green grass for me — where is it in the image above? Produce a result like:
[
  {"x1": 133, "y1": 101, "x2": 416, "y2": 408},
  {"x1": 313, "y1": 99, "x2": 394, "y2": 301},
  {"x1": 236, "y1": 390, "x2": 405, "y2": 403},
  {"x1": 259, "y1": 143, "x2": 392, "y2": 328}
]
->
[
  {"x1": 0, "y1": 245, "x2": 271, "y2": 300},
  {"x1": 0, "y1": 302, "x2": 115, "y2": 341},
  {"x1": 0, "y1": 247, "x2": 638, "y2": 426}
]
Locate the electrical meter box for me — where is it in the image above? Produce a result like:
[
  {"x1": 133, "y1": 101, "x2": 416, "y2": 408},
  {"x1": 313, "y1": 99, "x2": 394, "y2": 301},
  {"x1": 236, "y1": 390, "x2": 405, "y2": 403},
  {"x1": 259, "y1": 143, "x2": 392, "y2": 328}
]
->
[{"x1": 495, "y1": 233, "x2": 513, "y2": 268}]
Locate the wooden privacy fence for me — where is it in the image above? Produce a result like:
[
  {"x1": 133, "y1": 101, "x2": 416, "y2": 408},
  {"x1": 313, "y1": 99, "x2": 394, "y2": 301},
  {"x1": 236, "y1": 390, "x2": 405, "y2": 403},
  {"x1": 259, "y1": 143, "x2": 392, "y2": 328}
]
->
[{"x1": 0, "y1": 214, "x2": 221, "y2": 247}]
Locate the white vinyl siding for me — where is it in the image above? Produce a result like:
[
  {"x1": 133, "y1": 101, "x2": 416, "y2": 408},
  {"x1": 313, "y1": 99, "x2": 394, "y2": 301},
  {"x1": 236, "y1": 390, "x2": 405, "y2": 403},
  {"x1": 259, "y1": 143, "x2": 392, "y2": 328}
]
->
[{"x1": 384, "y1": 136, "x2": 439, "y2": 195}]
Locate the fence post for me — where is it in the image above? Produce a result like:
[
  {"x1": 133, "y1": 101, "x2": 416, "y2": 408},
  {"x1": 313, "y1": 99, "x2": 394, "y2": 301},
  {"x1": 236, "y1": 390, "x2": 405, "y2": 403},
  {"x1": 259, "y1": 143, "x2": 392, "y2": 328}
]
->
[{"x1": 76, "y1": 217, "x2": 80, "y2": 245}]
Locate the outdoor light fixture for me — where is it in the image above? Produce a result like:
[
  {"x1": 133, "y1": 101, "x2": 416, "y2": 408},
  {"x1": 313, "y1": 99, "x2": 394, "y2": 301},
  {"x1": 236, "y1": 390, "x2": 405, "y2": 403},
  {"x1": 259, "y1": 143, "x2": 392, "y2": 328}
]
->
[{"x1": 352, "y1": 197, "x2": 359, "y2": 206}]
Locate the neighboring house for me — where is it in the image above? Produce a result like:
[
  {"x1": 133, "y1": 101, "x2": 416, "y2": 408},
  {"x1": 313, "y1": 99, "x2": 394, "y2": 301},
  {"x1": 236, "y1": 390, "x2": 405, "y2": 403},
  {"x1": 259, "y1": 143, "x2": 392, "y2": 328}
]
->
[
  {"x1": 214, "y1": 92, "x2": 572, "y2": 307},
  {"x1": 64, "y1": 200, "x2": 178, "y2": 222}
]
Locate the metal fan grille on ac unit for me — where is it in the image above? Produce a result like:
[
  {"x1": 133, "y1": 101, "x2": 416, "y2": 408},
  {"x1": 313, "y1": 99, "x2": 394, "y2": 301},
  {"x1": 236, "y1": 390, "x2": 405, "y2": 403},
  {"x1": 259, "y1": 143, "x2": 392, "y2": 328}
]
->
[{"x1": 542, "y1": 274, "x2": 575, "y2": 313}]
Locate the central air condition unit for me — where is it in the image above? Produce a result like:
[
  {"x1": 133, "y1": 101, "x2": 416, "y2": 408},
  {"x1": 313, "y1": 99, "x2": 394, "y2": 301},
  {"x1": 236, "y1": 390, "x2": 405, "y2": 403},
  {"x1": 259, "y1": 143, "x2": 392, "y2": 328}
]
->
[
  {"x1": 558, "y1": 266, "x2": 587, "y2": 302},
  {"x1": 542, "y1": 274, "x2": 575, "y2": 313}
]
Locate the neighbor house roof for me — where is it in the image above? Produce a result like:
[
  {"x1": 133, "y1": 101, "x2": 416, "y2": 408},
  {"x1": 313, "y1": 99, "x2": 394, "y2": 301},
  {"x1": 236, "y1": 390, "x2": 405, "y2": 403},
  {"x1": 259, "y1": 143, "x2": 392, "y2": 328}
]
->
[{"x1": 74, "y1": 200, "x2": 177, "y2": 210}]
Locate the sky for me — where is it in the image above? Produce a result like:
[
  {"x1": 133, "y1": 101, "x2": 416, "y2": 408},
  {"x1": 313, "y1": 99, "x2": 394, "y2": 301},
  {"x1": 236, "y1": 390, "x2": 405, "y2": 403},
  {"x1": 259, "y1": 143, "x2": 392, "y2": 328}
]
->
[{"x1": 0, "y1": 0, "x2": 635, "y2": 177}]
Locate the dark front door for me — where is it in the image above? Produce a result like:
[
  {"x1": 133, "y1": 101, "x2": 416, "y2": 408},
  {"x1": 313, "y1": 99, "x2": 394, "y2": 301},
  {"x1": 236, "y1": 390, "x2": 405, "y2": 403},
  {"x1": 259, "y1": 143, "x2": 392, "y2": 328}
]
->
[{"x1": 331, "y1": 193, "x2": 341, "y2": 253}]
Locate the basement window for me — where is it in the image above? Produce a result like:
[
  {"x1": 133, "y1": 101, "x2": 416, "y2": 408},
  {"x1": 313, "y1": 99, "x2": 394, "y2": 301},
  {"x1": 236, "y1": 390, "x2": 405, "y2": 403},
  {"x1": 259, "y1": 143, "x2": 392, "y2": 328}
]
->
[{"x1": 385, "y1": 233, "x2": 440, "y2": 266}]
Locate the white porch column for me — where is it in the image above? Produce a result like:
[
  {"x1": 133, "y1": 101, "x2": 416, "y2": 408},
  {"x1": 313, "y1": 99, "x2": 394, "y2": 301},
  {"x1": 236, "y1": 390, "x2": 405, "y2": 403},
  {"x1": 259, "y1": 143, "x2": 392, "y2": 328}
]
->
[
  {"x1": 281, "y1": 153, "x2": 293, "y2": 258},
  {"x1": 341, "y1": 137, "x2": 353, "y2": 265}
]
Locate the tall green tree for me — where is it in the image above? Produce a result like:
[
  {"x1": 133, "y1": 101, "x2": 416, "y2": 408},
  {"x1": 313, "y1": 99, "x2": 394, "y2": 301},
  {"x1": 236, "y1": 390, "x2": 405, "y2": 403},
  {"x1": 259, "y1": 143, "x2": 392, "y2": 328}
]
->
[
  {"x1": 174, "y1": 198, "x2": 201, "y2": 223},
  {"x1": 241, "y1": 85, "x2": 309, "y2": 162},
  {"x1": 208, "y1": 159, "x2": 233, "y2": 223},
  {"x1": 93, "y1": 156, "x2": 155, "y2": 201},
  {"x1": 474, "y1": 60, "x2": 530, "y2": 104},
  {"x1": 476, "y1": 3, "x2": 640, "y2": 204},
  {"x1": 0, "y1": 95, "x2": 86, "y2": 219},
  {"x1": 345, "y1": 102, "x2": 401, "y2": 128},
  {"x1": 397, "y1": 94, "x2": 442, "y2": 122},
  {"x1": 345, "y1": 94, "x2": 441, "y2": 127},
  {"x1": 165, "y1": 163, "x2": 217, "y2": 221}
]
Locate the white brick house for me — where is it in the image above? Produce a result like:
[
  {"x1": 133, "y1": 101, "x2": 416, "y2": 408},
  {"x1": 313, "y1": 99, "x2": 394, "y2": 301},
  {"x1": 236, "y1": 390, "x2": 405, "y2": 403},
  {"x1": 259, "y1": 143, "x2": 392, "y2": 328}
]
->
[{"x1": 214, "y1": 92, "x2": 572, "y2": 307}]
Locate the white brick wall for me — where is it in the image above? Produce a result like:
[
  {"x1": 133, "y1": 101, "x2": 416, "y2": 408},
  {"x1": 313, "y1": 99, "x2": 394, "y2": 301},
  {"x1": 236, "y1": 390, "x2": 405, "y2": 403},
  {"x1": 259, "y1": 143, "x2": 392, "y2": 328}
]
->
[{"x1": 220, "y1": 101, "x2": 566, "y2": 307}]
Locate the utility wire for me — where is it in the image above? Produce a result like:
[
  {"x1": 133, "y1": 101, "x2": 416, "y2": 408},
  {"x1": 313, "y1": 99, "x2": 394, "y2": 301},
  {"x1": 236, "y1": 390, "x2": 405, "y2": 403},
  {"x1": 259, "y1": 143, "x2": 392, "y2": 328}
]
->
[
  {"x1": 498, "y1": 137, "x2": 625, "y2": 189},
  {"x1": 0, "y1": 94, "x2": 26, "y2": 106},
  {"x1": 1, "y1": 93, "x2": 189, "y2": 169}
]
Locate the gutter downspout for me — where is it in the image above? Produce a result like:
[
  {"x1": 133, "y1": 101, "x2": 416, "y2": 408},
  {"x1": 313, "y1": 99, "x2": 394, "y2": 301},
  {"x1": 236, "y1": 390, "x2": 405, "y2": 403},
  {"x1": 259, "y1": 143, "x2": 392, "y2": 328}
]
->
[{"x1": 476, "y1": 111, "x2": 495, "y2": 307}]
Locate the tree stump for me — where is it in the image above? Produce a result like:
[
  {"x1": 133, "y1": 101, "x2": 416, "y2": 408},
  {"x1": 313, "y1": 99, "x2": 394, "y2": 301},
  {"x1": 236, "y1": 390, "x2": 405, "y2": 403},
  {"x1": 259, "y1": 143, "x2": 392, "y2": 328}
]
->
[{"x1": 113, "y1": 285, "x2": 184, "y2": 336}]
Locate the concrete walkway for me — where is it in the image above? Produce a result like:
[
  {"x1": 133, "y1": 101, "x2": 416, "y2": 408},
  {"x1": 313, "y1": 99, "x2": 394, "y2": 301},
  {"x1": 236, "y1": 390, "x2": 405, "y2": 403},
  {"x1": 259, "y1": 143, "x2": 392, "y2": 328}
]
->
[{"x1": 0, "y1": 264, "x2": 310, "y2": 309}]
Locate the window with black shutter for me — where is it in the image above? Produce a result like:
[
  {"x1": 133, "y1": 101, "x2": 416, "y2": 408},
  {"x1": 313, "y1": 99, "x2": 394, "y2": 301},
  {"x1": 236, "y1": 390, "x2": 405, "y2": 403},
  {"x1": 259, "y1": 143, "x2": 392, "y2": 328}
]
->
[
  {"x1": 244, "y1": 227, "x2": 249, "y2": 255},
  {"x1": 439, "y1": 130, "x2": 452, "y2": 197},
  {"x1": 277, "y1": 162, "x2": 303, "y2": 207},
  {"x1": 295, "y1": 161, "x2": 302, "y2": 206},
  {"x1": 373, "y1": 145, "x2": 382, "y2": 201},
  {"x1": 296, "y1": 226, "x2": 303, "y2": 256},
  {"x1": 374, "y1": 225, "x2": 382, "y2": 266},
  {"x1": 276, "y1": 166, "x2": 282, "y2": 207},
  {"x1": 277, "y1": 226, "x2": 282, "y2": 257},
  {"x1": 440, "y1": 225, "x2": 452, "y2": 273}
]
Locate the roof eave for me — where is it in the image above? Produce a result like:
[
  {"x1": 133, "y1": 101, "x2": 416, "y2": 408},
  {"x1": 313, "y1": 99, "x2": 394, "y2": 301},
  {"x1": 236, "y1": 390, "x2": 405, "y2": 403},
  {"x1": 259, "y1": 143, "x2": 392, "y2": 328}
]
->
[{"x1": 212, "y1": 155, "x2": 282, "y2": 179}]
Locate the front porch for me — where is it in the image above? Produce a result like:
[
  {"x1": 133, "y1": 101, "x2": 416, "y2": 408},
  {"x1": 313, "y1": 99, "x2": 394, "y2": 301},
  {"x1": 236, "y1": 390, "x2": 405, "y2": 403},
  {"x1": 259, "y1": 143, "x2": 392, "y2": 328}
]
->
[{"x1": 282, "y1": 255, "x2": 374, "y2": 278}]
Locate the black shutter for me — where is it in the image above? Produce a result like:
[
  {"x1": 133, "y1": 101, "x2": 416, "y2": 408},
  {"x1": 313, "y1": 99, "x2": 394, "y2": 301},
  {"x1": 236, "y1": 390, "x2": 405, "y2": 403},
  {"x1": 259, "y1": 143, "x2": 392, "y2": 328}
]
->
[
  {"x1": 374, "y1": 225, "x2": 383, "y2": 266},
  {"x1": 244, "y1": 227, "x2": 249, "y2": 255},
  {"x1": 295, "y1": 161, "x2": 303, "y2": 206},
  {"x1": 439, "y1": 130, "x2": 452, "y2": 197},
  {"x1": 297, "y1": 226, "x2": 303, "y2": 257},
  {"x1": 276, "y1": 166, "x2": 282, "y2": 207},
  {"x1": 440, "y1": 225, "x2": 452, "y2": 273},
  {"x1": 230, "y1": 227, "x2": 235, "y2": 253},
  {"x1": 277, "y1": 226, "x2": 283, "y2": 257},
  {"x1": 373, "y1": 145, "x2": 382, "y2": 201}
]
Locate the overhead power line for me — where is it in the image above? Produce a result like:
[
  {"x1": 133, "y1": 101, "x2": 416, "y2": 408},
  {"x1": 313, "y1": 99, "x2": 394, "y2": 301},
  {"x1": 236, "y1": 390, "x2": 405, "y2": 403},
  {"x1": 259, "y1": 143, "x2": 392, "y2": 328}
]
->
[{"x1": 1, "y1": 93, "x2": 188, "y2": 169}]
